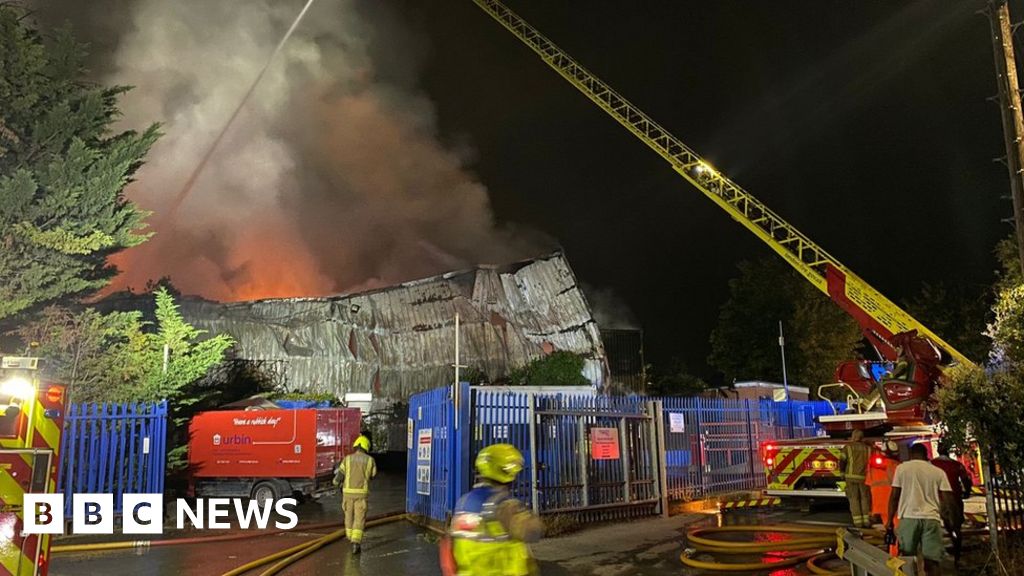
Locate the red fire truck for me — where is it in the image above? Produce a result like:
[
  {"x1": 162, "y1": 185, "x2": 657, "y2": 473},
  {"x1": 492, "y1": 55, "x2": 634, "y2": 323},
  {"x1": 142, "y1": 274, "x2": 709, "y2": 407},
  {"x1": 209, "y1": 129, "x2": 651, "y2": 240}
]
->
[
  {"x1": 763, "y1": 426, "x2": 981, "y2": 506},
  {"x1": 0, "y1": 357, "x2": 68, "y2": 576},
  {"x1": 188, "y1": 407, "x2": 361, "y2": 503}
]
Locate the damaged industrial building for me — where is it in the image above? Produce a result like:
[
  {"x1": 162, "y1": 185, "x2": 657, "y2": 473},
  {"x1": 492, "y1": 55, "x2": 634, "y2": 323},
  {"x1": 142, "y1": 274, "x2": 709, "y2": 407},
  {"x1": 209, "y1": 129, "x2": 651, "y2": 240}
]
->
[
  {"x1": 181, "y1": 251, "x2": 608, "y2": 394},
  {"x1": 96, "y1": 253, "x2": 645, "y2": 450}
]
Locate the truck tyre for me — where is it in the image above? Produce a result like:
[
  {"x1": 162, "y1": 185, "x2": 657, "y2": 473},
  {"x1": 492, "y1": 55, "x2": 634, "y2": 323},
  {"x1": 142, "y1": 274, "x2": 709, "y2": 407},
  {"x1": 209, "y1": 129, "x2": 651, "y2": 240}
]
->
[{"x1": 251, "y1": 481, "x2": 281, "y2": 505}]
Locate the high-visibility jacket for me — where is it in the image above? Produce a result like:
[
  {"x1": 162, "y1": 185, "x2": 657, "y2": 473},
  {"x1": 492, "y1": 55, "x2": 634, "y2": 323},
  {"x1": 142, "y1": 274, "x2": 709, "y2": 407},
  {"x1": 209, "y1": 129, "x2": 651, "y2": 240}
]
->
[
  {"x1": 842, "y1": 442, "x2": 870, "y2": 482},
  {"x1": 449, "y1": 483, "x2": 544, "y2": 576},
  {"x1": 335, "y1": 450, "x2": 377, "y2": 497}
]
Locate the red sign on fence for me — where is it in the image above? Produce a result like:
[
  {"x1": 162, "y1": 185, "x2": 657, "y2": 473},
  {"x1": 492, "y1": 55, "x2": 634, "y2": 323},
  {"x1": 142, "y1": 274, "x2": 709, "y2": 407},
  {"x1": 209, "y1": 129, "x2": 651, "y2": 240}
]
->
[{"x1": 590, "y1": 427, "x2": 620, "y2": 460}]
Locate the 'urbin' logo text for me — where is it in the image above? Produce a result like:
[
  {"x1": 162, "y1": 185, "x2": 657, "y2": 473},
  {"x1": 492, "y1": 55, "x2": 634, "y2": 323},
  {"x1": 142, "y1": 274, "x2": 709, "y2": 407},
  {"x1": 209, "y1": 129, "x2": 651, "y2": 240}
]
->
[{"x1": 23, "y1": 494, "x2": 298, "y2": 534}]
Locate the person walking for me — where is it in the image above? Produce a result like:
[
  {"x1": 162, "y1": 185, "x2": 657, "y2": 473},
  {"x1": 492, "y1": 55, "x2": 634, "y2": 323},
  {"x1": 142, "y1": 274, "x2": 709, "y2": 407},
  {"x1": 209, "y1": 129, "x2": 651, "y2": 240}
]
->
[
  {"x1": 886, "y1": 443, "x2": 954, "y2": 576},
  {"x1": 930, "y1": 440, "x2": 972, "y2": 564},
  {"x1": 441, "y1": 443, "x2": 545, "y2": 576},
  {"x1": 840, "y1": 429, "x2": 872, "y2": 528},
  {"x1": 334, "y1": 434, "x2": 377, "y2": 554}
]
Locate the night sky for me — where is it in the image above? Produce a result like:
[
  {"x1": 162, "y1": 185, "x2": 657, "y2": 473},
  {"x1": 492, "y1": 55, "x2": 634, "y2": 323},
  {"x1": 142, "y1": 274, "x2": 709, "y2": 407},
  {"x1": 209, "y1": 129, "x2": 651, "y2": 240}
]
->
[
  {"x1": 392, "y1": 0, "x2": 1009, "y2": 376},
  {"x1": 31, "y1": 0, "x2": 1012, "y2": 379}
]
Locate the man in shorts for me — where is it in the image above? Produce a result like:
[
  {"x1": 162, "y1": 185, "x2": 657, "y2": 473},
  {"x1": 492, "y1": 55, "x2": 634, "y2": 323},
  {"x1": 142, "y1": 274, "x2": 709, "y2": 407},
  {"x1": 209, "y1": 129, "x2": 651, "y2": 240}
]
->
[{"x1": 887, "y1": 443, "x2": 955, "y2": 575}]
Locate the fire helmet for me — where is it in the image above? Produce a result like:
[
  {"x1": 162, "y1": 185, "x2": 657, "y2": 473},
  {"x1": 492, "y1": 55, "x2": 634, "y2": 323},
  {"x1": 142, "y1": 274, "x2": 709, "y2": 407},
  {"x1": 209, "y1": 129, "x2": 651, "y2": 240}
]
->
[
  {"x1": 353, "y1": 435, "x2": 370, "y2": 452},
  {"x1": 475, "y1": 443, "x2": 524, "y2": 484}
]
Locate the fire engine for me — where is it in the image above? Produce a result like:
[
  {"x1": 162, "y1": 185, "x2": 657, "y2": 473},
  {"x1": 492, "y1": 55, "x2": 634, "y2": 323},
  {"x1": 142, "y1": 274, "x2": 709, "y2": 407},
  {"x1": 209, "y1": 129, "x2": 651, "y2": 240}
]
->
[
  {"x1": 468, "y1": 0, "x2": 982, "y2": 522},
  {"x1": 0, "y1": 357, "x2": 67, "y2": 576}
]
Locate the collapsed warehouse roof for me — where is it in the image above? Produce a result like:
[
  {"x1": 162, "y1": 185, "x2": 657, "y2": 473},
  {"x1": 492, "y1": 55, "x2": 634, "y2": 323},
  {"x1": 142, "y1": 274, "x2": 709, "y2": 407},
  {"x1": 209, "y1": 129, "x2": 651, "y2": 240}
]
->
[{"x1": 172, "y1": 252, "x2": 608, "y2": 401}]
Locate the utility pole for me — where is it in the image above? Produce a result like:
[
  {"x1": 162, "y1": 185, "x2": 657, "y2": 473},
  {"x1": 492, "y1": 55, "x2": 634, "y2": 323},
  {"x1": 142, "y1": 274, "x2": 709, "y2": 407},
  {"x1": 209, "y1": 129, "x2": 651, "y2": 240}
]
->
[
  {"x1": 988, "y1": 0, "x2": 1024, "y2": 273},
  {"x1": 452, "y1": 313, "x2": 467, "y2": 428},
  {"x1": 778, "y1": 321, "x2": 790, "y2": 401},
  {"x1": 454, "y1": 313, "x2": 460, "y2": 387}
]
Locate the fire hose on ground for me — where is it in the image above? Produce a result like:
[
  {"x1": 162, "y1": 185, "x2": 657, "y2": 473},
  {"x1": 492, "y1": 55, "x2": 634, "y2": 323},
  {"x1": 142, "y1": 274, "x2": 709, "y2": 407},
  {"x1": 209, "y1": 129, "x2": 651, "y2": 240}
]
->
[
  {"x1": 50, "y1": 520, "x2": 342, "y2": 554},
  {"x1": 679, "y1": 525, "x2": 881, "y2": 574},
  {"x1": 50, "y1": 511, "x2": 407, "y2": 557},
  {"x1": 221, "y1": 513, "x2": 408, "y2": 576}
]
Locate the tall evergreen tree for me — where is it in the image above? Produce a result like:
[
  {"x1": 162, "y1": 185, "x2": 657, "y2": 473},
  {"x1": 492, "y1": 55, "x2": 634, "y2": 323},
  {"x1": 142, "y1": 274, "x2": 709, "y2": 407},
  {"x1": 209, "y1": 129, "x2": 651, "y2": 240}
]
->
[{"x1": 0, "y1": 6, "x2": 158, "y2": 319}]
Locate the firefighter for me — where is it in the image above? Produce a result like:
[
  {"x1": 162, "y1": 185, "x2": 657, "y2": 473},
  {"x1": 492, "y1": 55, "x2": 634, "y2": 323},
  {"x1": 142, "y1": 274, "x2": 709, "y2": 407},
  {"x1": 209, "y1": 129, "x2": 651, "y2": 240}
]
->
[
  {"x1": 442, "y1": 443, "x2": 545, "y2": 576},
  {"x1": 840, "y1": 429, "x2": 872, "y2": 527},
  {"x1": 334, "y1": 434, "x2": 377, "y2": 554}
]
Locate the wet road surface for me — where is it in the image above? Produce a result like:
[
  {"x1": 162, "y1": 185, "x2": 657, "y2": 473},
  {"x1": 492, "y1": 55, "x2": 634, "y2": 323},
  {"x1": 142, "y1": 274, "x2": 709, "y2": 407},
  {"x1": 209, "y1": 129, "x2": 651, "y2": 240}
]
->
[
  {"x1": 49, "y1": 481, "x2": 966, "y2": 575},
  {"x1": 50, "y1": 472, "x2": 413, "y2": 576}
]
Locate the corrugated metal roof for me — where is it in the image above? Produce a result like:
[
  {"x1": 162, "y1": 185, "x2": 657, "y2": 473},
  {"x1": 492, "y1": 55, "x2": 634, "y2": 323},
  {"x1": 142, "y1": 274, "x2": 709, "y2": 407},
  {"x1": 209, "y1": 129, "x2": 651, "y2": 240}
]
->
[{"x1": 177, "y1": 252, "x2": 608, "y2": 401}]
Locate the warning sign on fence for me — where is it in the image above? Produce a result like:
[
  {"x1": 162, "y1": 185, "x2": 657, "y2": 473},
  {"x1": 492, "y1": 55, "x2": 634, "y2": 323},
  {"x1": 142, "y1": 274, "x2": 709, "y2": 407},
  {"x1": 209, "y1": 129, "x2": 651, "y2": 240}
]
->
[
  {"x1": 416, "y1": 428, "x2": 432, "y2": 495},
  {"x1": 590, "y1": 427, "x2": 620, "y2": 460},
  {"x1": 669, "y1": 412, "x2": 685, "y2": 433}
]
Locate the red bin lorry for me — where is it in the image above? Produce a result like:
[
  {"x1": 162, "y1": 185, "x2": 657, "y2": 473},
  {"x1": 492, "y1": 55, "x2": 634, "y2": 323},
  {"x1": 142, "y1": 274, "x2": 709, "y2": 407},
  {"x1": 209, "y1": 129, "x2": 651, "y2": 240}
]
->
[{"x1": 188, "y1": 407, "x2": 362, "y2": 502}]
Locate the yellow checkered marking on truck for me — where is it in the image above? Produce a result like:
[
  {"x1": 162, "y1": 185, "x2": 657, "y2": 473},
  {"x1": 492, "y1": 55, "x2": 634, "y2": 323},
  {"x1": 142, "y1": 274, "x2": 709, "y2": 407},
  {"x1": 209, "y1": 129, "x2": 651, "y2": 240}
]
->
[
  {"x1": 721, "y1": 498, "x2": 781, "y2": 509},
  {"x1": 767, "y1": 446, "x2": 843, "y2": 491}
]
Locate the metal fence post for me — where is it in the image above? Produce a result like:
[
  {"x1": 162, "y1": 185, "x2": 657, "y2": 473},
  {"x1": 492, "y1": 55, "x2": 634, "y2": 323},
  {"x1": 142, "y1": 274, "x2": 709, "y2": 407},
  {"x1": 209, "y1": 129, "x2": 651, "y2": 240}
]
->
[
  {"x1": 744, "y1": 399, "x2": 756, "y2": 489},
  {"x1": 528, "y1": 394, "x2": 539, "y2": 514},
  {"x1": 453, "y1": 382, "x2": 472, "y2": 511},
  {"x1": 577, "y1": 416, "x2": 589, "y2": 508},
  {"x1": 619, "y1": 416, "x2": 631, "y2": 504},
  {"x1": 787, "y1": 399, "x2": 795, "y2": 439},
  {"x1": 985, "y1": 454, "x2": 1000, "y2": 553},
  {"x1": 649, "y1": 400, "x2": 669, "y2": 517},
  {"x1": 696, "y1": 398, "x2": 706, "y2": 495}
]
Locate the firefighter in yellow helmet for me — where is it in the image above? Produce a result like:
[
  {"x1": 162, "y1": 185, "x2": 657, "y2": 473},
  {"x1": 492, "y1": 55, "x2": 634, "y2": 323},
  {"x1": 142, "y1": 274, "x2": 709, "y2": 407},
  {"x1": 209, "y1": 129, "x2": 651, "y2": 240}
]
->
[
  {"x1": 334, "y1": 435, "x2": 376, "y2": 554},
  {"x1": 442, "y1": 443, "x2": 545, "y2": 576}
]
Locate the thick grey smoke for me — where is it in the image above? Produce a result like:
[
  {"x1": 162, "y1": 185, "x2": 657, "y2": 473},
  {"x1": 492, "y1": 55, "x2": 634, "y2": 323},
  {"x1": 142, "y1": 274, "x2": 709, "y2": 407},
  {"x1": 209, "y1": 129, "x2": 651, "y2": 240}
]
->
[
  {"x1": 30, "y1": 0, "x2": 544, "y2": 300},
  {"x1": 583, "y1": 284, "x2": 640, "y2": 330}
]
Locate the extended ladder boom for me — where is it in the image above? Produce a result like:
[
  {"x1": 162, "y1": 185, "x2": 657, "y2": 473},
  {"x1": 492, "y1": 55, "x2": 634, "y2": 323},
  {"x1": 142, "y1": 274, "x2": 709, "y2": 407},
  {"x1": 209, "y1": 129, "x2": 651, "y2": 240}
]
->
[{"x1": 472, "y1": 0, "x2": 972, "y2": 368}]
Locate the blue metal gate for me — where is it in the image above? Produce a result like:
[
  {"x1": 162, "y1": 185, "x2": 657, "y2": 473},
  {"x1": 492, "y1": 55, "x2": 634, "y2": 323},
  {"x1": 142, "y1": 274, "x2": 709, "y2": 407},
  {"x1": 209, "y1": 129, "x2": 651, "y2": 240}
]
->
[
  {"x1": 58, "y1": 401, "x2": 168, "y2": 516},
  {"x1": 408, "y1": 387, "x2": 839, "y2": 524},
  {"x1": 406, "y1": 384, "x2": 470, "y2": 524},
  {"x1": 661, "y1": 397, "x2": 840, "y2": 500}
]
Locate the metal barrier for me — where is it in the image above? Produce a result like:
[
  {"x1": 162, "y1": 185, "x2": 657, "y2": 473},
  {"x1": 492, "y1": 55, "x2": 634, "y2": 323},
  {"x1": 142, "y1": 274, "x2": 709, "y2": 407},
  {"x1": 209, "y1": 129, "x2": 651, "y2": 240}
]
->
[
  {"x1": 989, "y1": 465, "x2": 1024, "y2": 532},
  {"x1": 58, "y1": 401, "x2": 168, "y2": 516},
  {"x1": 837, "y1": 529, "x2": 917, "y2": 576},
  {"x1": 406, "y1": 384, "x2": 470, "y2": 524},
  {"x1": 661, "y1": 397, "x2": 837, "y2": 500},
  {"x1": 983, "y1": 456, "x2": 1024, "y2": 555},
  {"x1": 408, "y1": 387, "x2": 836, "y2": 524}
]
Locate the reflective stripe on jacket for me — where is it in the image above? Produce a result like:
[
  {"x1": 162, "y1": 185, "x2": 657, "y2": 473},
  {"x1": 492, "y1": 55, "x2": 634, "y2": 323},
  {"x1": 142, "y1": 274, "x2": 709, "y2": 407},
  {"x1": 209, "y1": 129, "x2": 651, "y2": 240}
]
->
[
  {"x1": 337, "y1": 450, "x2": 377, "y2": 496},
  {"x1": 449, "y1": 484, "x2": 541, "y2": 576}
]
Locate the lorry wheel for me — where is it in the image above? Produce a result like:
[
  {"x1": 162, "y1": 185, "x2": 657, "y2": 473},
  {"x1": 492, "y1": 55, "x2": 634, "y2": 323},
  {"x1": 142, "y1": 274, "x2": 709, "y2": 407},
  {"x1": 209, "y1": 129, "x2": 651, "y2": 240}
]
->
[{"x1": 251, "y1": 481, "x2": 280, "y2": 505}]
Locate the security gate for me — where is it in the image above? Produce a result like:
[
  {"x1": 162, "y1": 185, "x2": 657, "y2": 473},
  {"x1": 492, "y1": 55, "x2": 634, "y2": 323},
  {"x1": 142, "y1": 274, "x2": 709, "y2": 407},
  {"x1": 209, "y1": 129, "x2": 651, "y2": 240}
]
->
[
  {"x1": 467, "y1": 390, "x2": 666, "y2": 521},
  {"x1": 408, "y1": 384, "x2": 836, "y2": 524},
  {"x1": 661, "y1": 397, "x2": 837, "y2": 500},
  {"x1": 531, "y1": 397, "x2": 664, "y2": 518}
]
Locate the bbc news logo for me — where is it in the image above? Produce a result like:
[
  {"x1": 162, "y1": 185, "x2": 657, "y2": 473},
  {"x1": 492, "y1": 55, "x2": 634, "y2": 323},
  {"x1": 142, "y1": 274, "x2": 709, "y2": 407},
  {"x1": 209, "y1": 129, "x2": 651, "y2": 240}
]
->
[{"x1": 23, "y1": 494, "x2": 299, "y2": 535}]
